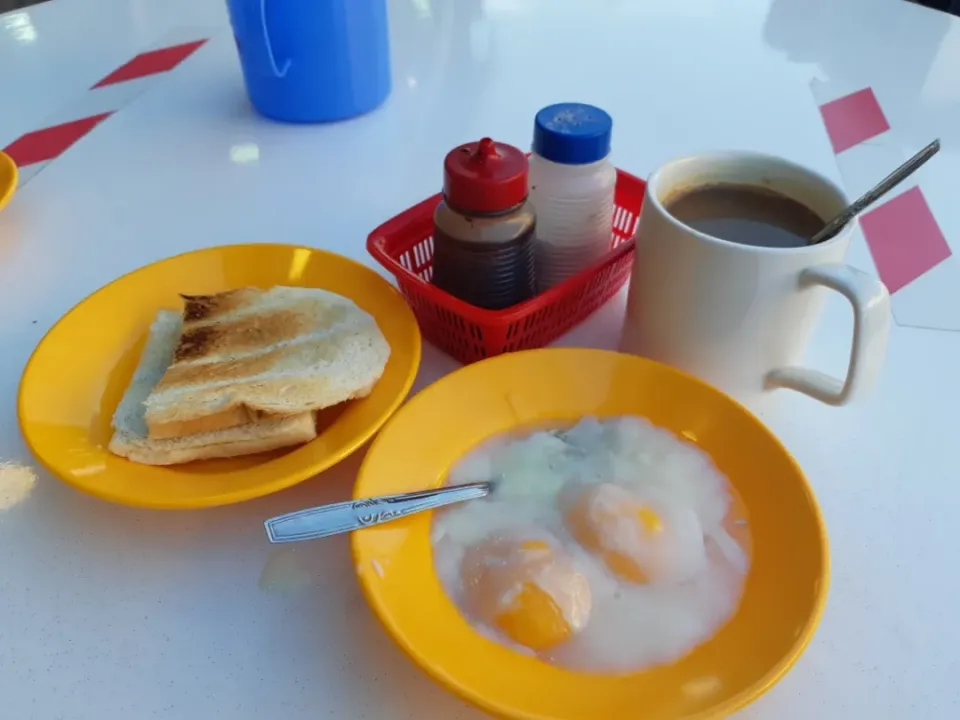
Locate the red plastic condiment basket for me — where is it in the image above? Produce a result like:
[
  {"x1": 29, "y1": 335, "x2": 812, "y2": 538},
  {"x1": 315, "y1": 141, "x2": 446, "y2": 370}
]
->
[{"x1": 367, "y1": 168, "x2": 646, "y2": 364}]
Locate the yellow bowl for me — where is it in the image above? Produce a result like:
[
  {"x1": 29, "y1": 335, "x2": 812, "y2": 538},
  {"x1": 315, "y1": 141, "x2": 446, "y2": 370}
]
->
[
  {"x1": 18, "y1": 244, "x2": 421, "y2": 509},
  {"x1": 0, "y1": 150, "x2": 17, "y2": 211},
  {"x1": 352, "y1": 348, "x2": 828, "y2": 720}
]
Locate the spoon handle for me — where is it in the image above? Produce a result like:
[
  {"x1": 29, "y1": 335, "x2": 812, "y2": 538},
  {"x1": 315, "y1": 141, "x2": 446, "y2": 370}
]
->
[
  {"x1": 811, "y1": 138, "x2": 941, "y2": 244},
  {"x1": 263, "y1": 481, "x2": 492, "y2": 543}
]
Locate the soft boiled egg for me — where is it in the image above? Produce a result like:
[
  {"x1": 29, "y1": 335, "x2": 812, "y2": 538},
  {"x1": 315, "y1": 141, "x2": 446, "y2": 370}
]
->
[
  {"x1": 564, "y1": 482, "x2": 707, "y2": 584},
  {"x1": 460, "y1": 534, "x2": 592, "y2": 651}
]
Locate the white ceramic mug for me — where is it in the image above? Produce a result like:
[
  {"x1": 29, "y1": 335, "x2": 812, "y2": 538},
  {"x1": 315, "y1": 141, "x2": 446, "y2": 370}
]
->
[{"x1": 620, "y1": 152, "x2": 891, "y2": 406}]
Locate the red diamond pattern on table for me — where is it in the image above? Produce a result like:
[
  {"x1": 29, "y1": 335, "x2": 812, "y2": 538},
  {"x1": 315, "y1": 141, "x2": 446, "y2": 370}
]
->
[
  {"x1": 860, "y1": 186, "x2": 952, "y2": 294},
  {"x1": 819, "y1": 88, "x2": 891, "y2": 154},
  {"x1": 3, "y1": 113, "x2": 113, "y2": 168},
  {"x1": 92, "y1": 39, "x2": 207, "y2": 88}
]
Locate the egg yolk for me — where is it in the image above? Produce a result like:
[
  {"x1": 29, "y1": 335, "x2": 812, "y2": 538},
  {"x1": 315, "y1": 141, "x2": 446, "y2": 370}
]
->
[
  {"x1": 461, "y1": 536, "x2": 591, "y2": 651},
  {"x1": 565, "y1": 483, "x2": 668, "y2": 584},
  {"x1": 495, "y1": 581, "x2": 572, "y2": 650}
]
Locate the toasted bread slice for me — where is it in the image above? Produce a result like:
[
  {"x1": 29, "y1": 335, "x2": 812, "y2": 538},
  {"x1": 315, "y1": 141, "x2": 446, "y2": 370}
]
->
[
  {"x1": 142, "y1": 286, "x2": 391, "y2": 439},
  {"x1": 108, "y1": 310, "x2": 317, "y2": 466}
]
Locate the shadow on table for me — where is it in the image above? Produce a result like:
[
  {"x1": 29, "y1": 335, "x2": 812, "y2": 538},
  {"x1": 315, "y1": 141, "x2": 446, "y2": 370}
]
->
[
  {"x1": 905, "y1": 0, "x2": 960, "y2": 17},
  {"x1": 764, "y1": 0, "x2": 958, "y2": 149},
  {"x1": 0, "y1": 0, "x2": 50, "y2": 10}
]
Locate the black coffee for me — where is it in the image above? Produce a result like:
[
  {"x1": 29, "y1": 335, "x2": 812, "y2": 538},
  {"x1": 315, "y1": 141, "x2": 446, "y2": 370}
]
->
[{"x1": 664, "y1": 184, "x2": 824, "y2": 248}]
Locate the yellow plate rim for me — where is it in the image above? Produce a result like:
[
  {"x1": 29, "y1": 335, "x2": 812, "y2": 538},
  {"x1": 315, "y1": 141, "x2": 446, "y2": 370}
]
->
[
  {"x1": 0, "y1": 150, "x2": 17, "y2": 210},
  {"x1": 352, "y1": 347, "x2": 830, "y2": 720},
  {"x1": 17, "y1": 243, "x2": 422, "y2": 509}
]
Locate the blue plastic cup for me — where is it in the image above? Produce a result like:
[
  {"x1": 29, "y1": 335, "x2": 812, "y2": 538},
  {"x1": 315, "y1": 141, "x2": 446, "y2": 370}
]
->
[{"x1": 226, "y1": 0, "x2": 392, "y2": 123}]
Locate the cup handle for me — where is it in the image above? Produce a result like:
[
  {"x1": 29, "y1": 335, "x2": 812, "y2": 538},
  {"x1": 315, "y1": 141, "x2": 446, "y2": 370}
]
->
[
  {"x1": 765, "y1": 264, "x2": 891, "y2": 406},
  {"x1": 259, "y1": 0, "x2": 291, "y2": 78}
]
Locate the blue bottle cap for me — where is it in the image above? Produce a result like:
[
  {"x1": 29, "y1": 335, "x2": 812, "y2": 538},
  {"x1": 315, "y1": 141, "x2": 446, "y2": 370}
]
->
[{"x1": 532, "y1": 103, "x2": 613, "y2": 165}]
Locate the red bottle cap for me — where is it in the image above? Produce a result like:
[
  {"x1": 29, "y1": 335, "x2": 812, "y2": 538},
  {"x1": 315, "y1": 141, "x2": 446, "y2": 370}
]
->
[{"x1": 442, "y1": 137, "x2": 529, "y2": 215}]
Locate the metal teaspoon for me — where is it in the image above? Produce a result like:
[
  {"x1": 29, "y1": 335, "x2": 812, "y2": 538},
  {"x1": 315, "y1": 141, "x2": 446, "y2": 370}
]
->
[
  {"x1": 263, "y1": 480, "x2": 494, "y2": 543},
  {"x1": 811, "y1": 138, "x2": 941, "y2": 244}
]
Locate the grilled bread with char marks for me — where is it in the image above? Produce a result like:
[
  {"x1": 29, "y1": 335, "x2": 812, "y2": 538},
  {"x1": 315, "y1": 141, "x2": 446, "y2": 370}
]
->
[
  {"x1": 109, "y1": 310, "x2": 318, "y2": 465},
  {"x1": 142, "y1": 286, "x2": 391, "y2": 440}
]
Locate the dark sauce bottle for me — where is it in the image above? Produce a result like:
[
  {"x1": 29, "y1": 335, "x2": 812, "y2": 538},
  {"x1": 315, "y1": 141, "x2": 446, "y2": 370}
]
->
[{"x1": 432, "y1": 138, "x2": 537, "y2": 311}]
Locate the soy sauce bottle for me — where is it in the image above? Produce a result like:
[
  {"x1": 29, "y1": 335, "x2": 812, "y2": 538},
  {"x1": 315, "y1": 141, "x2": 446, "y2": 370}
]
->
[{"x1": 432, "y1": 137, "x2": 537, "y2": 311}]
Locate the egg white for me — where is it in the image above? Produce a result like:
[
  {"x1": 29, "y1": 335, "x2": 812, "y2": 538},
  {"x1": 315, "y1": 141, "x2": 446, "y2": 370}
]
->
[{"x1": 432, "y1": 416, "x2": 750, "y2": 673}]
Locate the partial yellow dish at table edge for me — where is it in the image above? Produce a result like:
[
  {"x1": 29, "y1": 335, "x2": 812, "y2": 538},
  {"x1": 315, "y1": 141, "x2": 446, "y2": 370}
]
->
[
  {"x1": 352, "y1": 348, "x2": 829, "y2": 720},
  {"x1": 17, "y1": 244, "x2": 421, "y2": 509},
  {"x1": 0, "y1": 151, "x2": 16, "y2": 212}
]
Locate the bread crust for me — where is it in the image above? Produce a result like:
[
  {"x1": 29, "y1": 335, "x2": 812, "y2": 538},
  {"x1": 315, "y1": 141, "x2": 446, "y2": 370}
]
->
[{"x1": 109, "y1": 413, "x2": 318, "y2": 465}]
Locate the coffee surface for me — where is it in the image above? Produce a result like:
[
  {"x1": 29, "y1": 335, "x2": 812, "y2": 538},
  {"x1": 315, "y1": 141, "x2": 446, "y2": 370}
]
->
[{"x1": 664, "y1": 184, "x2": 824, "y2": 248}]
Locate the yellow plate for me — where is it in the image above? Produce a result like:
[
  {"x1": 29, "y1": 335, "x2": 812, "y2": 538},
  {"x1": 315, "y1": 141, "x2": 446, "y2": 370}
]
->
[
  {"x1": 352, "y1": 348, "x2": 828, "y2": 720},
  {"x1": 0, "y1": 150, "x2": 17, "y2": 211},
  {"x1": 18, "y1": 244, "x2": 421, "y2": 509}
]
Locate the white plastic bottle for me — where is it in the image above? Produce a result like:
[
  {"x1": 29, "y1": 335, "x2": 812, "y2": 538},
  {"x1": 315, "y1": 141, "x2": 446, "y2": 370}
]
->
[{"x1": 528, "y1": 103, "x2": 617, "y2": 290}]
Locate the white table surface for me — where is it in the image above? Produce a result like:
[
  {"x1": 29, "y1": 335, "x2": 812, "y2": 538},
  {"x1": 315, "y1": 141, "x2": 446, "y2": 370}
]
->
[{"x1": 1, "y1": 0, "x2": 958, "y2": 718}]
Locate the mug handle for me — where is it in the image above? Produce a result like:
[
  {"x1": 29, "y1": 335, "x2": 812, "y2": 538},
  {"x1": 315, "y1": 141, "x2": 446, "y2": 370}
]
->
[
  {"x1": 259, "y1": 0, "x2": 291, "y2": 78},
  {"x1": 765, "y1": 264, "x2": 891, "y2": 406}
]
